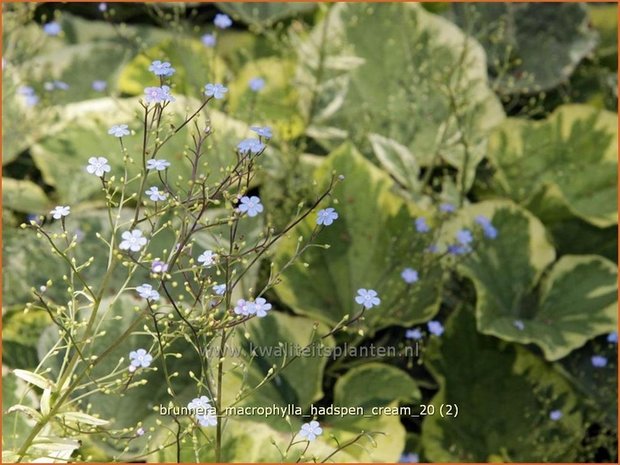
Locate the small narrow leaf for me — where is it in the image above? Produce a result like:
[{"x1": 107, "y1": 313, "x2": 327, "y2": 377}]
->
[
  {"x1": 57, "y1": 411, "x2": 110, "y2": 426},
  {"x1": 12, "y1": 369, "x2": 56, "y2": 390}
]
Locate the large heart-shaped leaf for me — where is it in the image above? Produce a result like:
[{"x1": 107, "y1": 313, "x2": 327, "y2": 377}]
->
[
  {"x1": 448, "y1": 3, "x2": 597, "y2": 94},
  {"x1": 447, "y1": 201, "x2": 617, "y2": 361},
  {"x1": 422, "y1": 309, "x2": 583, "y2": 462},
  {"x1": 296, "y1": 3, "x2": 504, "y2": 191},
  {"x1": 273, "y1": 143, "x2": 444, "y2": 334},
  {"x1": 486, "y1": 104, "x2": 618, "y2": 227},
  {"x1": 333, "y1": 363, "x2": 420, "y2": 409}
]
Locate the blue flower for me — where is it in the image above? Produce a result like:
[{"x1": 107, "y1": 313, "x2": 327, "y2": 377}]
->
[
  {"x1": 549, "y1": 410, "x2": 562, "y2": 421},
  {"x1": 202, "y1": 33, "x2": 216, "y2": 47},
  {"x1": 98, "y1": 2, "x2": 107, "y2": 12},
  {"x1": 475, "y1": 215, "x2": 498, "y2": 239},
  {"x1": 237, "y1": 196, "x2": 263, "y2": 217},
  {"x1": 151, "y1": 259, "x2": 168, "y2": 274},
  {"x1": 43, "y1": 21, "x2": 61, "y2": 36},
  {"x1": 144, "y1": 85, "x2": 175, "y2": 104},
  {"x1": 129, "y1": 348, "x2": 152, "y2": 368},
  {"x1": 249, "y1": 77, "x2": 265, "y2": 92},
  {"x1": 399, "y1": 453, "x2": 420, "y2": 463},
  {"x1": 50, "y1": 206, "x2": 70, "y2": 219},
  {"x1": 456, "y1": 229, "x2": 473, "y2": 245},
  {"x1": 439, "y1": 203, "x2": 456, "y2": 213},
  {"x1": 450, "y1": 229, "x2": 473, "y2": 255},
  {"x1": 299, "y1": 420, "x2": 322, "y2": 441},
  {"x1": 426, "y1": 244, "x2": 439, "y2": 254},
  {"x1": 119, "y1": 229, "x2": 147, "y2": 252},
  {"x1": 187, "y1": 395, "x2": 211, "y2": 412},
  {"x1": 213, "y1": 13, "x2": 232, "y2": 29},
  {"x1": 136, "y1": 284, "x2": 160, "y2": 301},
  {"x1": 447, "y1": 244, "x2": 469, "y2": 256},
  {"x1": 591, "y1": 355, "x2": 608, "y2": 368},
  {"x1": 427, "y1": 320, "x2": 444, "y2": 336},
  {"x1": 187, "y1": 396, "x2": 217, "y2": 426},
  {"x1": 145, "y1": 186, "x2": 167, "y2": 202},
  {"x1": 86, "y1": 156, "x2": 111, "y2": 177},
  {"x1": 92, "y1": 80, "x2": 107, "y2": 92},
  {"x1": 204, "y1": 83, "x2": 228, "y2": 99},
  {"x1": 18, "y1": 86, "x2": 39, "y2": 107},
  {"x1": 146, "y1": 159, "x2": 171, "y2": 171},
  {"x1": 316, "y1": 208, "x2": 338, "y2": 226},
  {"x1": 234, "y1": 298, "x2": 252, "y2": 316},
  {"x1": 250, "y1": 126, "x2": 272, "y2": 139},
  {"x1": 237, "y1": 138, "x2": 265, "y2": 155},
  {"x1": 108, "y1": 124, "x2": 130, "y2": 138},
  {"x1": 607, "y1": 331, "x2": 617, "y2": 344},
  {"x1": 405, "y1": 328, "x2": 423, "y2": 340},
  {"x1": 253, "y1": 297, "x2": 272, "y2": 317},
  {"x1": 513, "y1": 320, "x2": 525, "y2": 331},
  {"x1": 415, "y1": 217, "x2": 430, "y2": 233},
  {"x1": 197, "y1": 412, "x2": 218, "y2": 427},
  {"x1": 213, "y1": 283, "x2": 226, "y2": 295},
  {"x1": 45, "y1": 80, "x2": 69, "y2": 91},
  {"x1": 355, "y1": 288, "x2": 380, "y2": 309},
  {"x1": 149, "y1": 60, "x2": 175, "y2": 77},
  {"x1": 401, "y1": 268, "x2": 419, "y2": 284},
  {"x1": 197, "y1": 250, "x2": 217, "y2": 267}
]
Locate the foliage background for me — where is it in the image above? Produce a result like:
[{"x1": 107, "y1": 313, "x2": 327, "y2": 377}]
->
[{"x1": 2, "y1": 2, "x2": 618, "y2": 462}]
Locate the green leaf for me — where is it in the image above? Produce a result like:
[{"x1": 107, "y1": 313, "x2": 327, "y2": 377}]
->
[
  {"x1": 273, "y1": 143, "x2": 443, "y2": 334},
  {"x1": 21, "y1": 42, "x2": 135, "y2": 105},
  {"x1": 216, "y1": 3, "x2": 316, "y2": 27},
  {"x1": 533, "y1": 256, "x2": 617, "y2": 360},
  {"x1": 368, "y1": 134, "x2": 420, "y2": 194},
  {"x1": 3, "y1": 308, "x2": 52, "y2": 369},
  {"x1": 557, "y1": 336, "x2": 617, "y2": 429},
  {"x1": 334, "y1": 363, "x2": 420, "y2": 408},
  {"x1": 296, "y1": 3, "x2": 504, "y2": 191},
  {"x1": 325, "y1": 364, "x2": 414, "y2": 462},
  {"x1": 227, "y1": 57, "x2": 305, "y2": 140},
  {"x1": 448, "y1": 3, "x2": 598, "y2": 94},
  {"x1": 523, "y1": 186, "x2": 618, "y2": 262},
  {"x1": 1, "y1": 71, "x2": 50, "y2": 165},
  {"x1": 486, "y1": 104, "x2": 618, "y2": 227},
  {"x1": 589, "y1": 4, "x2": 618, "y2": 70},
  {"x1": 117, "y1": 38, "x2": 226, "y2": 97},
  {"x1": 2, "y1": 178, "x2": 50, "y2": 213},
  {"x1": 450, "y1": 201, "x2": 617, "y2": 360},
  {"x1": 422, "y1": 309, "x2": 584, "y2": 462}
]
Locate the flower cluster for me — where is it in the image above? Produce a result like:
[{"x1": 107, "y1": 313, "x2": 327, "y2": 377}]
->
[
  {"x1": 144, "y1": 85, "x2": 175, "y2": 104},
  {"x1": 234, "y1": 297, "x2": 272, "y2": 318}
]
